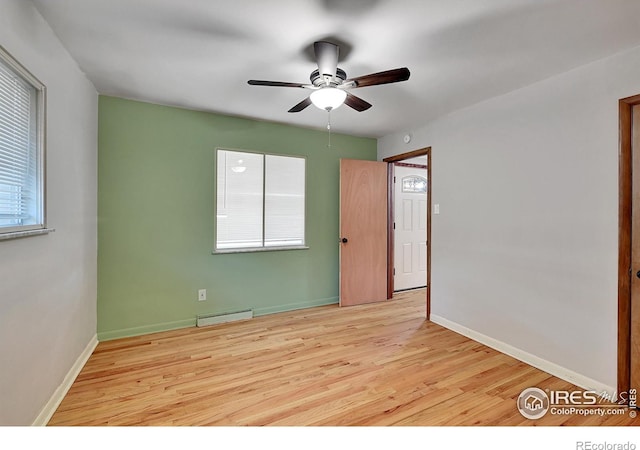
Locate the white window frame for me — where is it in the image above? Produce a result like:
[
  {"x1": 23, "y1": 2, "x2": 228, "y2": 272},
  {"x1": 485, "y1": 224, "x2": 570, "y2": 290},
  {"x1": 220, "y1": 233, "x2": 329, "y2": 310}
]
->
[
  {"x1": 214, "y1": 148, "x2": 307, "y2": 253},
  {"x1": 0, "y1": 46, "x2": 48, "y2": 240}
]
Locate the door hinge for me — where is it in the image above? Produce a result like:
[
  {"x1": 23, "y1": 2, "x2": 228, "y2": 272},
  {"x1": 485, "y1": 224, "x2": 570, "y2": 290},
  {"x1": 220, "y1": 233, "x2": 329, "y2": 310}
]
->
[
  {"x1": 393, "y1": 222, "x2": 396, "y2": 229},
  {"x1": 393, "y1": 176, "x2": 396, "y2": 183},
  {"x1": 393, "y1": 268, "x2": 396, "y2": 275}
]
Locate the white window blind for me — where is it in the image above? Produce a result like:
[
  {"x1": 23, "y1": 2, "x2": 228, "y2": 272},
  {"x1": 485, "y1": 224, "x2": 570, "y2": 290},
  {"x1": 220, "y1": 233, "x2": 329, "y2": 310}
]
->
[
  {"x1": 264, "y1": 155, "x2": 305, "y2": 247},
  {"x1": 216, "y1": 149, "x2": 305, "y2": 251},
  {"x1": 0, "y1": 47, "x2": 44, "y2": 234}
]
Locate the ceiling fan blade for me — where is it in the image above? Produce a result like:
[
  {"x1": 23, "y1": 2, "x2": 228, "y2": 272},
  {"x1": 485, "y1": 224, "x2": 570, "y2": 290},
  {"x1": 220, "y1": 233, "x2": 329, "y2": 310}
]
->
[
  {"x1": 314, "y1": 41, "x2": 339, "y2": 81},
  {"x1": 248, "y1": 80, "x2": 310, "y2": 88},
  {"x1": 288, "y1": 97, "x2": 312, "y2": 113},
  {"x1": 344, "y1": 67, "x2": 410, "y2": 88},
  {"x1": 344, "y1": 92, "x2": 372, "y2": 112}
]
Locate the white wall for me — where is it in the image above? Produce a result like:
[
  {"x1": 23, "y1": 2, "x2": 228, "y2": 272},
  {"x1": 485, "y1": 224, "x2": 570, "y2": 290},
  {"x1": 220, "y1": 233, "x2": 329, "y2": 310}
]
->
[
  {"x1": 379, "y1": 44, "x2": 640, "y2": 391},
  {"x1": 0, "y1": 0, "x2": 97, "y2": 425}
]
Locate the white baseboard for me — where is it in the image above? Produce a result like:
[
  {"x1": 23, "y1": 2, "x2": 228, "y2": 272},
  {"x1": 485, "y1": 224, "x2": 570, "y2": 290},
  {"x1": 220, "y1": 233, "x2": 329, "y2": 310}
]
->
[
  {"x1": 32, "y1": 334, "x2": 98, "y2": 426},
  {"x1": 430, "y1": 314, "x2": 615, "y2": 397}
]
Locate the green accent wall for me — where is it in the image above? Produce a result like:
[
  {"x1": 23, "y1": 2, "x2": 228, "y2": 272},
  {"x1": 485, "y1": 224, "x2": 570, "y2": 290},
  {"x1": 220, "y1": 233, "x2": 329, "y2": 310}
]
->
[{"x1": 98, "y1": 96, "x2": 377, "y2": 340}]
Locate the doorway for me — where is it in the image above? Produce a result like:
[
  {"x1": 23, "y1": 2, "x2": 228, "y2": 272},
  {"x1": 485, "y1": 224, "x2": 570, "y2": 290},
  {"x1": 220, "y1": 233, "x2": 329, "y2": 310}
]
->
[
  {"x1": 393, "y1": 161, "x2": 428, "y2": 291},
  {"x1": 618, "y1": 94, "x2": 640, "y2": 398},
  {"x1": 384, "y1": 147, "x2": 432, "y2": 319}
]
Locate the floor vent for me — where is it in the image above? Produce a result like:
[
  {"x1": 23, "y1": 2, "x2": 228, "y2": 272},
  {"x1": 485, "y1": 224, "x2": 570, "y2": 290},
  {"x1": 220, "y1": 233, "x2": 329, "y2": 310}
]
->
[{"x1": 196, "y1": 309, "x2": 253, "y2": 327}]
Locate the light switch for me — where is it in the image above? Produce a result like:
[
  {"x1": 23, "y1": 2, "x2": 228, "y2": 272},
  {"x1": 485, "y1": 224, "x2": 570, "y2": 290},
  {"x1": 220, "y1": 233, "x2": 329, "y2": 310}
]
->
[{"x1": 434, "y1": 204, "x2": 440, "y2": 215}]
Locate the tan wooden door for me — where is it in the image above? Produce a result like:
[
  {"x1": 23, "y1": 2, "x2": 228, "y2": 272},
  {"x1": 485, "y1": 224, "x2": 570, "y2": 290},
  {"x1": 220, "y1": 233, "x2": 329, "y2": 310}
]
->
[
  {"x1": 631, "y1": 104, "x2": 640, "y2": 391},
  {"x1": 339, "y1": 159, "x2": 388, "y2": 306}
]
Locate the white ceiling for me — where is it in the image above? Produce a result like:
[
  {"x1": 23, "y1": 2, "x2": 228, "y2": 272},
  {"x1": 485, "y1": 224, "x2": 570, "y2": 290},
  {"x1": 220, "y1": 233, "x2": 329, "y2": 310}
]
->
[{"x1": 31, "y1": 0, "x2": 640, "y2": 138}]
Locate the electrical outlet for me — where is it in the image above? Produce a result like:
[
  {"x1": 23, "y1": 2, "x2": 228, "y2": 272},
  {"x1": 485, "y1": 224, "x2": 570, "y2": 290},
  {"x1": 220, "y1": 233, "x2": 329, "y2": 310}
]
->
[{"x1": 198, "y1": 289, "x2": 207, "y2": 301}]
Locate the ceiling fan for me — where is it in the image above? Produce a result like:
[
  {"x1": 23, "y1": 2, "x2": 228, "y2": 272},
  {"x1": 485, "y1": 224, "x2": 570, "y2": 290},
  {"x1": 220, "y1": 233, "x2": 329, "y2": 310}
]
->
[{"x1": 248, "y1": 41, "x2": 410, "y2": 113}]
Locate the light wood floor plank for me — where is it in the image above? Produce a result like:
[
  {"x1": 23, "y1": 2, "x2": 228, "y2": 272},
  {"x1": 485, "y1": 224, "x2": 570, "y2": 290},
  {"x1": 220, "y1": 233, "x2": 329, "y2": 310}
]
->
[{"x1": 48, "y1": 289, "x2": 637, "y2": 426}]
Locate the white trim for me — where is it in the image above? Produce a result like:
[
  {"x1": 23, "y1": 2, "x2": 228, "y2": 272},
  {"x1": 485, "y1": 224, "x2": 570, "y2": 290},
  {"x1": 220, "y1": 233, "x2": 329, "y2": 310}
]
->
[
  {"x1": 32, "y1": 334, "x2": 98, "y2": 426},
  {"x1": 0, "y1": 228, "x2": 54, "y2": 241},
  {"x1": 213, "y1": 245, "x2": 309, "y2": 254},
  {"x1": 430, "y1": 314, "x2": 615, "y2": 397}
]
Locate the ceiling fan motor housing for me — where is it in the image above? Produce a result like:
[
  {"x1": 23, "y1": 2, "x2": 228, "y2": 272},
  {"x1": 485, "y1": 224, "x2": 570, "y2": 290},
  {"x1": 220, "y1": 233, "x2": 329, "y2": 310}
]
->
[{"x1": 311, "y1": 68, "x2": 347, "y2": 87}]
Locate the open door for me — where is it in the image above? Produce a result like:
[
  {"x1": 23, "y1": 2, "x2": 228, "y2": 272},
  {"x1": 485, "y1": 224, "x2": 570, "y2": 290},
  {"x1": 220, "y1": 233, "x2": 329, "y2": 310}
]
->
[
  {"x1": 339, "y1": 159, "x2": 388, "y2": 306},
  {"x1": 619, "y1": 95, "x2": 640, "y2": 398}
]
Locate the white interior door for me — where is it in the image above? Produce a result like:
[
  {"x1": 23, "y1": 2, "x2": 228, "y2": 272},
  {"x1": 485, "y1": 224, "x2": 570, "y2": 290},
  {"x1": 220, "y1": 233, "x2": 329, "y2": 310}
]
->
[{"x1": 394, "y1": 164, "x2": 427, "y2": 291}]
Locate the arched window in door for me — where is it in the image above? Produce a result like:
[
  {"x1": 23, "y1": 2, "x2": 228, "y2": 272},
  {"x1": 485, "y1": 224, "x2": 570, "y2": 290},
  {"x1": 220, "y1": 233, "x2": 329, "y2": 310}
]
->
[{"x1": 401, "y1": 175, "x2": 427, "y2": 193}]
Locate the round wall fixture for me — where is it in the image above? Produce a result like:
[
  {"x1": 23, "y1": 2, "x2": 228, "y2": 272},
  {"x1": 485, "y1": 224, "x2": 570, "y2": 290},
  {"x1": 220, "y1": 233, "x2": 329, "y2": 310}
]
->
[{"x1": 403, "y1": 134, "x2": 411, "y2": 144}]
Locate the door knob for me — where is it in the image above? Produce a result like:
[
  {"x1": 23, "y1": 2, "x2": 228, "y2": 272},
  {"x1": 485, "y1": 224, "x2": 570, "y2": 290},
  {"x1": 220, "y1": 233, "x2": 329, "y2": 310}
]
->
[
  {"x1": 341, "y1": 237, "x2": 348, "y2": 243},
  {"x1": 637, "y1": 270, "x2": 640, "y2": 279}
]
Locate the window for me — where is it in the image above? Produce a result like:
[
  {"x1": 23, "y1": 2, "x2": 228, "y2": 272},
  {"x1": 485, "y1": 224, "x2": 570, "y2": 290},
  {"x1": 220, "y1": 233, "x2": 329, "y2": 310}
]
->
[
  {"x1": 402, "y1": 176, "x2": 427, "y2": 193},
  {"x1": 0, "y1": 47, "x2": 45, "y2": 236},
  {"x1": 216, "y1": 149, "x2": 306, "y2": 251}
]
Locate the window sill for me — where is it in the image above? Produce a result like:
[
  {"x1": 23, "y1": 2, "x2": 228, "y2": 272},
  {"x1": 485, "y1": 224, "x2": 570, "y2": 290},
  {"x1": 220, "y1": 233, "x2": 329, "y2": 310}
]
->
[
  {"x1": 0, "y1": 228, "x2": 55, "y2": 241},
  {"x1": 213, "y1": 245, "x2": 309, "y2": 255}
]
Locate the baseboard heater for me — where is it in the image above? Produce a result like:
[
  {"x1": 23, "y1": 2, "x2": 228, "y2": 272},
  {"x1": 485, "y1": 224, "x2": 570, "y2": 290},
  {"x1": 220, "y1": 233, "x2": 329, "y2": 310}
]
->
[{"x1": 196, "y1": 309, "x2": 253, "y2": 327}]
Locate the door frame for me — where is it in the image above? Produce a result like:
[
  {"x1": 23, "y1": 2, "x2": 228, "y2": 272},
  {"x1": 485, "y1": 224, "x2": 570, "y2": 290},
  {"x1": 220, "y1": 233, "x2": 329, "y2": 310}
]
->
[
  {"x1": 618, "y1": 94, "x2": 640, "y2": 396},
  {"x1": 383, "y1": 147, "x2": 432, "y2": 319}
]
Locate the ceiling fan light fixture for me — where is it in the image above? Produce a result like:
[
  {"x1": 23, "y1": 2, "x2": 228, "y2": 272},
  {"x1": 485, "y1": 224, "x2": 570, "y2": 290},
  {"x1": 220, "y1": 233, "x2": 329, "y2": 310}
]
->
[
  {"x1": 248, "y1": 41, "x2": 409, "y2": 114},
  {"x1": 310, "y1": 87, "x2": 347, "y2": 111}
]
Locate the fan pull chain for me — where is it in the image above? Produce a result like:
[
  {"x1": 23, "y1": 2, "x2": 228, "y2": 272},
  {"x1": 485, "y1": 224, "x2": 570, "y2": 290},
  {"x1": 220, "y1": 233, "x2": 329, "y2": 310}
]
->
[{"x1": 327, "y1": 110, "x2": 332, "y2": 149}]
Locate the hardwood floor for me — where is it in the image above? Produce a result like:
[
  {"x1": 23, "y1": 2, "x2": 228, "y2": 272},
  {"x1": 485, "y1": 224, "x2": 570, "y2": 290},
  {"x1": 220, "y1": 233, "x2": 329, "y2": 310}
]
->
[{"x1": 49, "y1": 290, "x2": 636, "y2": 426}]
